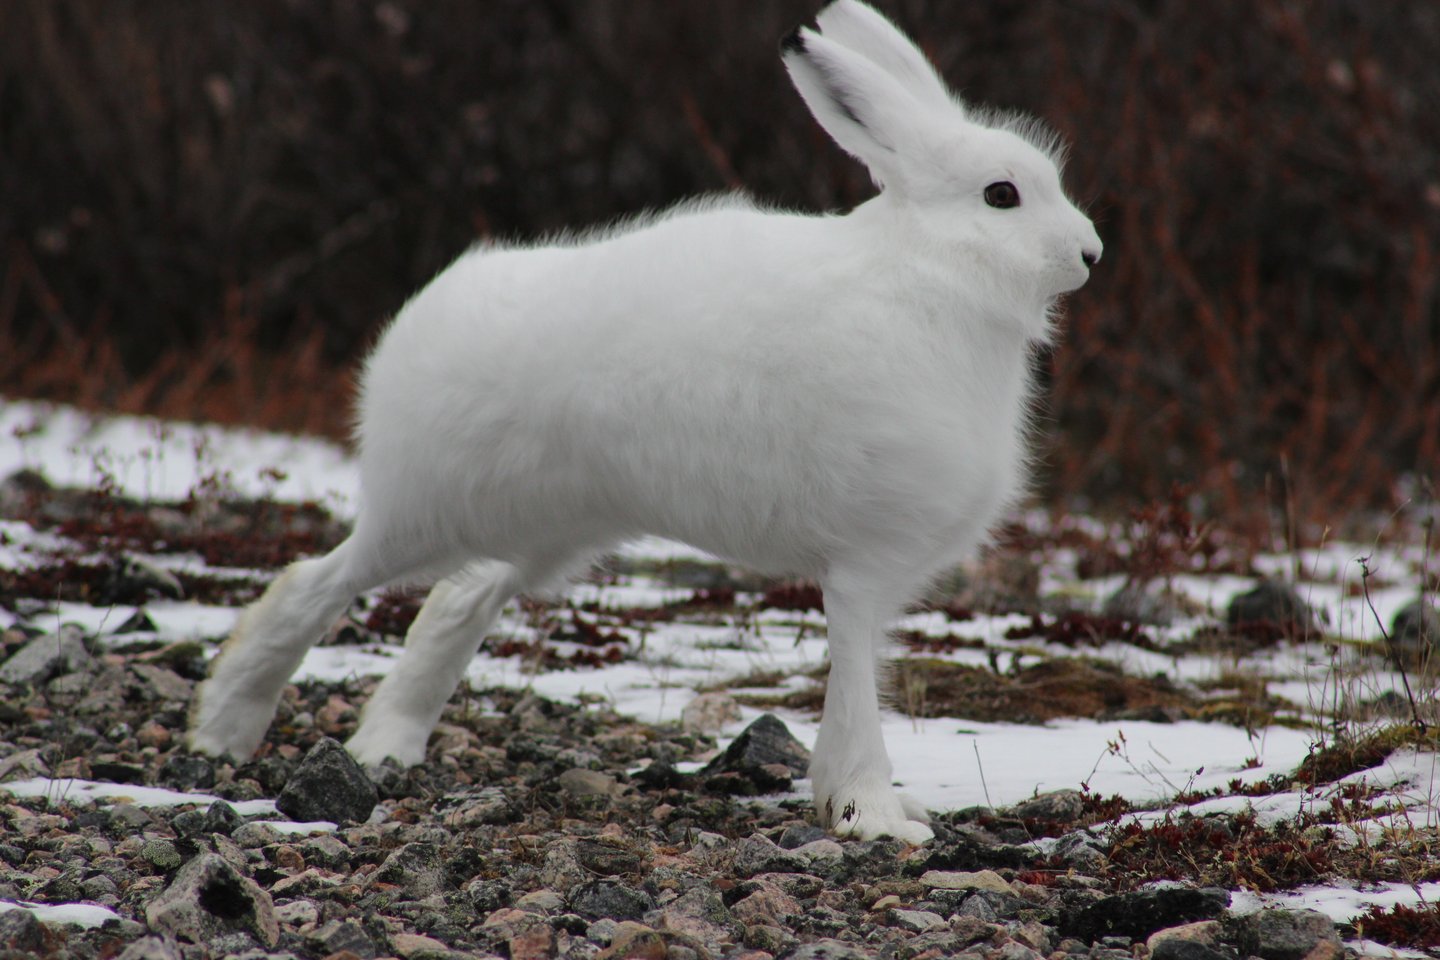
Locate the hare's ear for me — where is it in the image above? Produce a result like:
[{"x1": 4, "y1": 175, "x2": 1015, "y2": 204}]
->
[
  {"x1": 814, "y1": 0, "x2": 953, "y2": 112},
  {"x1": 782, "y1": 27, "x2": 925, "y2": 190}
]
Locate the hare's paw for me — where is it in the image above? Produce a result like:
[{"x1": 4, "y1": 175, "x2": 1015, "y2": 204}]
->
[
  {"x1": 345, "y1": 715, "x2": 429, "y2": 768},
  {"x1": 187, "y1": 679, "x2": 270, "y2": 760},
  {"x1": 815, "y1": 775, "x2": 935, "y2": 845}
]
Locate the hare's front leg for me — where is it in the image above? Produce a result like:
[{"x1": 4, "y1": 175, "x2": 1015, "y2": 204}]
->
[{"x1": 810, "y1": 575, "x2": 934, "y2": 844}]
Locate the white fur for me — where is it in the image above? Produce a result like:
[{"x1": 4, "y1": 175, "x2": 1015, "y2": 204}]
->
[{"x1": 189, "y1": 1, "x2": 1101, "y2": 844}]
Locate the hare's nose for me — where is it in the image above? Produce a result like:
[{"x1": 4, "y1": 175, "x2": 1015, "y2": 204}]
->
[{"x1": 1081, "y1": 248, "x2": 1100, "y2": 268}]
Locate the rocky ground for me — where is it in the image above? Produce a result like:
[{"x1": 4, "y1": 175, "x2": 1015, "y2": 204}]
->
[
  {"x1": 1, "y1": 472, "x2": 1438, "y2": 959},
  {"x1": 0, "y1": 635, "x2": 1435, "y2": 960}
]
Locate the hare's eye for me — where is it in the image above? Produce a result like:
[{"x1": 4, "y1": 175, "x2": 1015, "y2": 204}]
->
[{"x1": 984, "y1": 181, "x2": 1021, "y2": 209}]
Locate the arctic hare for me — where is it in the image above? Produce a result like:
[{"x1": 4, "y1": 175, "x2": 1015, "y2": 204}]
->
[{"x1": 190, "y1": 0, "x2": 1101, "y2": 844}]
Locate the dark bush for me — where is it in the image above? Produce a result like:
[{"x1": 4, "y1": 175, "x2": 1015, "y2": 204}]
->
[{"x1": 1, "y1": 1, "x2": 1435, "y2": 517}]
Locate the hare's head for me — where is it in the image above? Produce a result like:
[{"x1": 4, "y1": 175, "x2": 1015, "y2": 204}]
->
[{"x1": 783, "y1": 1, "x2": 1101, "y2": 322}]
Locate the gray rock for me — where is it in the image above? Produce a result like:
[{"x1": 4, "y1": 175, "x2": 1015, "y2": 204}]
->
[
  {"x1": 891, "y1": 908, "x2": 946, "y2": 933},
  {"x1": 584, "y1": 917, "x2": 619, "y2": 945},
  {"x1": 1010, "y1": 789, "x2": 1085, "y2": 822},
  {"x1": 919, "y1": 869, "x2": 1013, "y2": 894},
  {"x1": 0, "y1": 750, "x2": 50, "y2": 783},
  {"x1": 539, "y1": 838, "x2": 589, "y2": 890},
  {"x1": 1104, "y1": 580, "x2": 1186, "y2": 626},
  {"x1": 556, "y1": 768, "x2": 623, "y2": 798},
  {"x1": 1052, "y1": 831, "x2": 1107, "y2": 870},
  {"x1": 275, "y1": 737, "x2": 378, "y2": 825},
  {"x1": 158, "y1": 753, "x2": 216, "y2": 791},
  {"x1": 963, "y1": 890, "x2": 1029, "y2": 922},
  {"x1": 0, "y1": 624, "x2": 90, "y2": 685},
  {"x1": 1390, "y1": 599, "x2": 1439, "y2": 663},
  {"x1": 141, "y1": 838, "x2": 183, "y2": 871},
  {"x1": 0, "y1": 468, "x2": 50, "y2": 515},
  {"x1": 115, "y1": 936, "x2": 186, "y2": 960},
  {"x1": 574, "y1": 836, "x2": 642, "y2": 875},
  {"x1": 0, "y1": 908, "x2": 46, "y2": 953},
  {"x1": 1147, "y1": 919, "x2": 1224, "y2": 951},
  {"x1": 996, "y1": 941, "x2": 1044, "y2": 960},
  {"x1": 680, "y1": 691, "x2": 742, "y2": 734},
  {"x1": 439, "y1": 786, "x2": 511, "y2": 827},
  {"x1": 114, "y1": 554, "x2": 185, "y2": 600},
  {"x1": 373, "y1": 842, "x2": 447, "y2": 899},
  {"x1": 73, "y1": 663, "x2": 128, "y2": 714},
  {"x1": 1151, "y1": 940, "x2": 1235, "y2": 960},
  {"x1": 647, "y1": 883, "x2": 735, "y2": 943},
  {"x1": 300, "y1": 833, "x2": 352, "y2": 869},
  {"x1": 1226, "y1": 581, "x2": 1315, "y2": 637},
  {"x1": 957, "y1": 894, "x2": 999, "y2": 922},
  {"x1": 129, "y1": 662, "x2": 193, "y2": 703},
  {"x1": 731, "y1": 878, "x2": 803, "y2": 927},
  {"x1": 144, "y1": 852, "x2": 279, "y2": 948},
  {"x1": 745, "y1": 922, "x2": 799, "y2": 954},
  {"x1": 81, "y1": 872, "x2": 120, "y2": 902},
  {"x1": 307, "y1": 918, "x2": 379, "y2": 959},
  {"x1": 793, "y1": 838, "x2": 844, "y2": 864},
  {"x1": 732, "y1": 834, "x2": 809, "y2": 877},
  {"x1": 780, "y1": 938, "x2": 873, "y2": 959},
  {"x1": 232, "y1": 821, "x2": 283, "y2": 849},
  {"x1": 1234, "y1": 908, "x2": 1340, "y2": 960},
  {"x1": 111, "y1": 609, "x2": 158, "y2": 634},
  {"x1": 202, "y1": 931, "x2": 263, "y2": 956},
  {"x1": 203, "y1": 799, "x2": 242, "y2": 835},
  {"x1": 32, "y1": 869, "x2": 84, "y2": 903},
  {"x1": 778, "y1": 823, "x2": 828, "y2": 849},
  {"x1": 108, "y1": 803, "x2": 156, "y2": 830},
  {"x1": 516, "y1": 887, "x2": 565, "y2": 914},
  {"x1": 467, "y1": 877, "x2": 511, "y2": 913},
  {"x1": 701, "y1": 713, "x2": 811, "y2": 790},
  {"x1": 996, "y1": 938, "x2": 1042, "y2": 960},
  {"x1": 568, "y1": 878, "x2": 656, "y2": 920},
  {"x1": 169, "y1": 808, "x2": 209, "y2": 840},
  {"x1": 1062, "y1": 885, "x2": 1230, "y2": 942},
  {"x1": 900, "y1": 929, "x2": 995, "y2": 959},
  {"x1": 749, "y1": 872, "x2": 825, "y2": 899}
]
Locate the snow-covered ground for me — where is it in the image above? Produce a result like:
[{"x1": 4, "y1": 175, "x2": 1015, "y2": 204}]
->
[{"x1": 1, "y1": 399, "x2": 1436, "y2": 946}]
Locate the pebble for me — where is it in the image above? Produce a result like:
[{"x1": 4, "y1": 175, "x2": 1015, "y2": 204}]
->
[
  {"x1": 731, "y1": 878, "x2": 802, "y2": 925},
  {"x1": 1147, "y1": 919, "x2": 1224, "y2": 950},
  {"x1": 569, "y1": 878, "x2": 655, "y2": 921},
  {"x1": 1226, "y1": 580, "x2": 1315, "y2": 635},
  {"x1": 307, "y1": 918, "x2": 378, "y2": 957},
  {"x1": 144, "y1": 852, "x2": 279, "y2": 948},
  {"x1": 0, "y1": 624, "x2": 91, "y2": 685},
  {"x1": 557, "y1": 767, "x2": 624, "y2": 797},
  {"x1": 1234, "y1": 907, "x2": 1342, "y2": 960},
  {"x1": 140, "y1": 838, "x2": 182, "y2": 871},
  {"x1": 1390, "y1": 598, "x2": 1439, "y2": 662},
  {"x1": 890, "y1": 908, "x2": 946, "y2": 933},
  {"x1": 392, "y1": 930, "x2": 452, "y2": 956},
  {"x1": 680, "y1": 691, "x2": 743, "y2": 733},
  {"x1": 275, "y1": 736, "x2": 379, "y2": 825},
  {"x1": 732, "y1": 833, "x2": 809, "y2": 877},
  {"x1": 273, "y1": 899, "x2": 319, "y2": 926},
  {"x1": 919, "y1": 869, "x2": 1014, "y2": 894},
  {"x1": 1062, "y1": 886, "x2": 1231, "y2": 942},
  {"x1": 598, "y1": 921, "x2": 666, "y2": 960}
]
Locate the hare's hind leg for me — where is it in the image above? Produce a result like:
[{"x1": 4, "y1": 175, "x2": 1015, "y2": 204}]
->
[
  {"x1": 810, "y1": 569, "x2": 935, "y2": 845},
  {"x1": 190, "y1": 534, "x2": 412, "y2": 759},
  {"x1": 345, "y1": 558, "x2": 528, "y2": 767}
]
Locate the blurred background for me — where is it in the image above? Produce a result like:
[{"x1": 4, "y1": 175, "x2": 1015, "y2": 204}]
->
[{"x1": 1, "y1": 0, "x2": 1436, "y2": 526}]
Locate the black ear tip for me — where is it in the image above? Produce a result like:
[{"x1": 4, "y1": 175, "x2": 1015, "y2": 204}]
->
[{"x1": 780, "y1": 26, "x2": 806, "y2": 55}]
